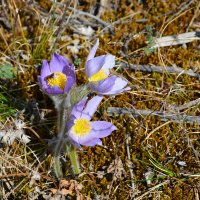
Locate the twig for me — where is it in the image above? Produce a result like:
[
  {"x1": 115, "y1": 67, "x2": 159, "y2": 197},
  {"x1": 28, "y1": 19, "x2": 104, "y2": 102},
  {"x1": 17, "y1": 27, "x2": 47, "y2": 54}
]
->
[
  {"x1": 119, "y1": 63, "x2": 200, "y2": 80},
  {"x1": 164, "y1": 0, "x2": 195, "y2": 25},
  {"x1": 107, "y1": 107, "x2": 200, "y2": 125},
  {"x1": 152, "y1": 31, "x2": 200, "y2": 48},
  {"x1": 170, "y1": 98, "x2": 200, "y2": 111},
  {"x1": 100, "y1": 11, "x2": 141, "y2": 33},
  {"x1": 186, "y1": 2, "x2": 200, "y2": 32},
  {"x1": 32, "y1": 1, "x2": 110, "y2": 30},
  {"x1": 68, "y1": 6, "x2": 111, "y2": 28},
  {"x1": 0, "y1": 173, "x2": 29, "y2": 179},
  {"x1": 160, "y1": 1, "x2": 194, "y2": 37},
  {"x1": 134, "y1": 180, "x2": 170, "y2": 200}
]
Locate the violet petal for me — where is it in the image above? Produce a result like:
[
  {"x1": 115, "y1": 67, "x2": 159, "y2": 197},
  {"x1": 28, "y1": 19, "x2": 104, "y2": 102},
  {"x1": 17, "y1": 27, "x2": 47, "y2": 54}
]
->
[
  {"x1": 86, "y1": 39, "x2": 99, "y2": 61},
  {"x1": 70, "y1": 97, "x2": 88, "y2": 119},
  {"x1": 101, "y1": 54, "x2": 115, "y2": 75},
  {"x1": 68, "y1": 129, "x2": 96, "y2": 146},
  {"x1": 90, "y1": 76, "x2": 116, "y2": 94},
  {"x1": 102, "y1": 77, "x2": 128, "y2": 95},
  {"x1": 85, "y1": 55, "x2": 105, "y2": 78},
  {"x1": 45, "y1": 85, "x2": 63, "y2": 94},
  {"x1": 64, "y1": 76, "x2": 76, "y2": 93},
  {"x1": 81, "y1": 96, "x2": 103, "y2": 120},
  {"x1": 67, "y1": 114, "x2": 76, "y2": 130},
  {"x1": 81, "y1": 138, "x2": 102, "y2": 146},
  {"x1": 91, "y1": 121, "x2": 117, "y2": 138},
  {"x1": 41, "y1": 60, "x2": 51, "y2": 77},
  {"x1": 49, "y1": 53, "x2": 69, "y2": 72},
  {"x1": 62, "y1": 64, "x2": 76, "y2": 79}
]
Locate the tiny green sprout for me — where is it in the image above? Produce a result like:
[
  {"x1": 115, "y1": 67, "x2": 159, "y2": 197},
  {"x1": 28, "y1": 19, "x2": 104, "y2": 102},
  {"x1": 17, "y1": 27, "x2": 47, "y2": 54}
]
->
[
  {"x1": 144, "y1": 25, "x2": 158, "y2": 55},
  {"x1": 0, "y1": 63, "x2": 14, "y2": 79},
  {"x1": 74, "y1": 57, "x2": 82, "y2": 66}
]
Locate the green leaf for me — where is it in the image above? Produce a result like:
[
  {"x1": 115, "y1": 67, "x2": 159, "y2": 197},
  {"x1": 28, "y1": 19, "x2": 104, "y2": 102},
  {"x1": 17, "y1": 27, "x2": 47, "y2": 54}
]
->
[
  {"x1": 0, "y1": 63, "x2": 14, "y2": 79},
  {"x1": 74, "y1": 58, "x2": 82, "y2": 66}
]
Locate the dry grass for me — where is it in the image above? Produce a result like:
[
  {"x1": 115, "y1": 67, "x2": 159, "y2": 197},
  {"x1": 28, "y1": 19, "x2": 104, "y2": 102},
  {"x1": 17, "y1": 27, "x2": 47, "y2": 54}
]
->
[{"x1": 0, "y1": 0, "x2": 199, "y2": 199}]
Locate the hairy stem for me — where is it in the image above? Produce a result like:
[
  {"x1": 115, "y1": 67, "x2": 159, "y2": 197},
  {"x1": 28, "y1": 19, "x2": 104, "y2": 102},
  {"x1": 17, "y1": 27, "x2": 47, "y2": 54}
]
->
[
  {"x1": 57, "y1": 108, "x2": 64, "y2": 133},
  {"x1": 53, "y1": 149, "x2": 63, "y2": 178},
  {"x1": 53, "y1": 93, "x2": 83, "y2": 178},
  {"x1": 67, "y1": 143, "x2": 81, "y2": 174},
  {"x1": 54, "y1": 107, "x2": 66, "y2": 178}
]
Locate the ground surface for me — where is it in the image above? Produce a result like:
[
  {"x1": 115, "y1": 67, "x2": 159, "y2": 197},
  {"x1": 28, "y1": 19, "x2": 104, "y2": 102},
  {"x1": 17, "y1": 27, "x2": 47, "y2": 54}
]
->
[{"x1": 0, "y1": 0, "x2": 199, "y2": 199}]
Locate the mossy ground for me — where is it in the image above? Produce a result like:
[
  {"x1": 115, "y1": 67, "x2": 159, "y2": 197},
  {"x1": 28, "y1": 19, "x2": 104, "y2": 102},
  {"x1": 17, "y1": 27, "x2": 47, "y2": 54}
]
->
[{"x1": 0, "y1": 0, "x2": 199, "y2": 199}]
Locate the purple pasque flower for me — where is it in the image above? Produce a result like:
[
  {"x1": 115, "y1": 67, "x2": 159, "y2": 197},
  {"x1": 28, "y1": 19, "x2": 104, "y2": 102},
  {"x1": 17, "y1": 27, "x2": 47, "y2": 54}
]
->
[
  {"x1": 85, "y1": 39, "x2": 129, "y2": 95},
  {"x1": 38, "y1": 53, "x2": 76, "y2": 95},
  {"x1": 67, "y1": 96, "x2": 117, "y2": 148}
]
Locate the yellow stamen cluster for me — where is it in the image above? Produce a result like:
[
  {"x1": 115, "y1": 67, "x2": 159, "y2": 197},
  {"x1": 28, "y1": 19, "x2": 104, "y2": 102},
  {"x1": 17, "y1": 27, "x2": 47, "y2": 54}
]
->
[
  {"x1": 88, "y1": 69, "x2": 108, "y2": 82},
  {"x1": 47, "y1": 72, "x2": 67, "y2": 90},
  {"x1": 72, "y1": 118, "x2": 91, "y2": 136}
]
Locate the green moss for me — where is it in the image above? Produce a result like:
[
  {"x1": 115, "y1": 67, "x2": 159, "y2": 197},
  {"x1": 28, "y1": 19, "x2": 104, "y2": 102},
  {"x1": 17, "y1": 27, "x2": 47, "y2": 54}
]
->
[{"x1": 0, "y1": 0, "x2": 199, "y2": 199}]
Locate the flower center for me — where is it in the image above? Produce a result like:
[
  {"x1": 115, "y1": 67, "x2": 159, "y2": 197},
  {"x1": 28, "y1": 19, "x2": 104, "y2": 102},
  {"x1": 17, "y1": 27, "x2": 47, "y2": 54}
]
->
[
  {"x1": 72, "y1": 118, "x2": 91, "y2": 136},
  {"x1": 47, "y1": 72, "x2": 67, "y2": 90},
  {"x1": 88, "y1": 69, "x2": 108, "y2": 82}
]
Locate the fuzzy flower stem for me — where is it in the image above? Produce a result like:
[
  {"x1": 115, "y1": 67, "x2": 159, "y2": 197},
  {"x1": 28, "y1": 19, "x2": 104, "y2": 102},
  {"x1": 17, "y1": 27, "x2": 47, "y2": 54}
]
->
[
  {"x1": 54, "y1": 110, "x2": 65, "y2": 178},
  {"x1": 53, "y1": 103, "x2": 67, "y2": 178},
  {"x1": 53, "y1": 150, "x2": 63, "y2": 178},
  {"x1": 54, "y1": 103, "x2": 81, "y2": 177},
  {"x1": 57, "y1": 108, "x2": 64, "y2": 133},
  {"x1": 67, "y1": 143, "x2": 81, "y2": 174}
]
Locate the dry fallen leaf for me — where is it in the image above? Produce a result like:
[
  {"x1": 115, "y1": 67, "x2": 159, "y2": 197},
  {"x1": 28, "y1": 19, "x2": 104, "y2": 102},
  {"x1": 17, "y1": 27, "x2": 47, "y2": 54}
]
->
[{"x1": 107, "y1": 157, "x2": 126, "y2": 181}]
